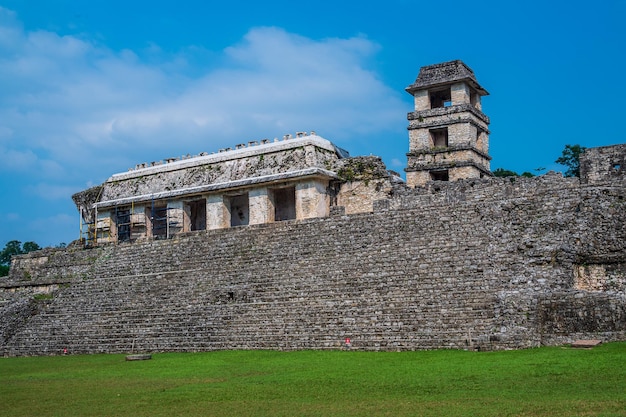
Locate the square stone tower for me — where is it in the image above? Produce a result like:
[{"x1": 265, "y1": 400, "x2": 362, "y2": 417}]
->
[{"x1": 405, "y1": 60, "x2": 491, "y2": 187}]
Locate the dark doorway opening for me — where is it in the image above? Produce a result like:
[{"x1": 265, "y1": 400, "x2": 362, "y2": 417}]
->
[
  {"x1": 430, "y1": 170, "x2": 449, "y2": 181},
  {"x1": 116, "y1": 207, "x2": 131, "y2": 242},
  {"x1": 187, "y1": 199, "x2": 206, "y2": 231},
  {"x1": 272, "y1": 186, "x2": 296, "y2": 221},
  {"x1": 229, "y1": 194, "x2": 249, "y2": 226}
]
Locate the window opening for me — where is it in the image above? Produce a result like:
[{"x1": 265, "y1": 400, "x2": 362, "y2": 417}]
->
[
  {"x1": 272, "y1": 186, "x2": 296, "y2": 221},
  {"x1": 430, "y1": 170, "x2": 449, "y2": 181},
  {"x1": 430, "y1": 88, "x2": 451, "y2": 108},
  {"x1": 430, "y1": 128, "x2": 449, "y2": 148}
]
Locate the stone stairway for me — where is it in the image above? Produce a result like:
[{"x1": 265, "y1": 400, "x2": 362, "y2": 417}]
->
[{"x1": 3, "y1": 187, "x2": 577, "y2": 355}]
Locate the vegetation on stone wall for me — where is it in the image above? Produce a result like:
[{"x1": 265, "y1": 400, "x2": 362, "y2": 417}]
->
[
  {"x1": 0, "y1": 241, "x2": 41, "y2": 277},
  {"x1": 336, "y1": 156, "x2": 389, "y2": 182},
  {"x1": 556, "y1": 144, "x2": 586, "y2": 177}
]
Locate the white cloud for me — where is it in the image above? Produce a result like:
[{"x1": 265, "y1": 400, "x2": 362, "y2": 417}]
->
[
  {"x1": 5, "y1": 212, "x2": 20, "y2": 221},
  {"x1": 0, "y1": 7, "x2": 411, "y2": 247},
  {"x1": 25, "y1": 183, "x2": 78, "y2": 201},
  {"x1": 0, "y1": 7, "x2": 22, "y2": 50},
  {"x1": 0, "y1": 8, "x2": 405, "y2": 214},
  {"x1": 27, "y1": 212, "x2": 77, "y2": 242},
  {"x1": 0, "y1": 146, "x2": 38, "y2": 170}
]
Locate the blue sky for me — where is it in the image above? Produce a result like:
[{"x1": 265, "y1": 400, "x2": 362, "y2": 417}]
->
[{"x1": 1, "y1": 0, "x2": 624, "y2": 248}]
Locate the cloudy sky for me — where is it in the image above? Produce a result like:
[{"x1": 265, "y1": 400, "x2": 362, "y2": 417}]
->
[{"x1": 0, "y1": 0, "x2": 624, "y2": 248}]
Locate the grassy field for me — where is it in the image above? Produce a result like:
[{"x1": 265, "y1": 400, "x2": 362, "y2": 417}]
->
[{"x1": 1, "y1": 343, "x2": 625, "y2": 417}]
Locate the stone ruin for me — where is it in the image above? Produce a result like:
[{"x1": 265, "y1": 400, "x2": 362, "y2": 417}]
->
[
  {"x1": 70, "y1": 60, "x2": 490, "y2": 246},
  {"x1": 1, "y1": 60, "x2": 624, "y2": 356}
]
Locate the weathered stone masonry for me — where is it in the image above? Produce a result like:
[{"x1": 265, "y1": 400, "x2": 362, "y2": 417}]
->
[
  {"x1": 73, "y1": 133, "x2": 350, "y2": 244},
  {"x1": 1, "y1": 61, "x2": 625, "y2": 356},
  {"x1": 1, "y1": 162, "x2": 625, "y2": 355},
  {"x1": 71, "y1": 60, "x2": 491, "y2": 246}
]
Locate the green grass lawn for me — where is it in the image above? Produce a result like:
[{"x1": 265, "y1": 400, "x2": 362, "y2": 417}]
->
[{"x1": 1, "y1": 343, "x2": 625, "y2": 417}]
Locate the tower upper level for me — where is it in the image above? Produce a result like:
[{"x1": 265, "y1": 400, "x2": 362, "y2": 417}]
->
[
  {"x1": 406, "y1": 60, "x2": 488, "y2": 111},
  {"x1": 405, "y1": 60, "x2": 491, "y2": 187}
]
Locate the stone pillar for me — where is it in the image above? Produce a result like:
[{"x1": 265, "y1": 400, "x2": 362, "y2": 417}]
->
[
  {"x1": 144, "y1": 207, "x2": 153, "y2": 237},
  {"x1": 406, "y1": 171, "x2": 431, "y2": 188},
  {"x1": 182, "y1": 203, "x2": 191, "y2": 232},
  {"x1": 97, "y1": 210, "x2": 114, "y2": 243},
  {"x1": 451, "y1": 82, "x2": 470, "y2": 105},
  {"x1": 130, "y1": 204, "x2": 147, "y2": 239},
  {"x1": 477, "y1": 131, "x2": 489, "y2": 155},
  {"x1": 249, "y1": 188, "x2": 273, "y2": 225},
  {"x1": 167, "y1": 201, "x2": 184, "y2": 236},
  {"x1": 295, "y1": 180, "x2": 329, "y2": 220},
  {"x1": 471, "y1": 91, "x2": 482, "y2": 111},
  {"x1": 409, "y1": 128, "x2": 432, "y2": 150},
  {"x1": 413, "y1": 89, "x2": 430, "y2": 111},
  {"x1": 206, "y1": 194, "x2": 229, "y2": 230}
]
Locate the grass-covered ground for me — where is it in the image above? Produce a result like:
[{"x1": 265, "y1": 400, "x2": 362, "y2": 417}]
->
[{"x1": 1, "y1": 343, "x2": 625, "y2": 417}]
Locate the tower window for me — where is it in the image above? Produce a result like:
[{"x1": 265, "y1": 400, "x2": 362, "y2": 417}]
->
[
  {"x1": 430, "y1": 88, "x2": 451, "y2": 108},
  {"x1": 430, "y1": 170, "x2": 449, "y2": 181},
  {"x1": 430, "y1": 128, "x2": 449, "y2": 148}
]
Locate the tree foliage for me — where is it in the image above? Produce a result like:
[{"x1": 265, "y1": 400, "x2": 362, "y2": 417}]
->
[
  {"x1": 0, "y1": 240, "x2": 42, "y2": 277},
  {"x1": 556, "y1": 144, "x2": 586, "y2": 177},
  {"x1": 492, "y1": 168, "x2": 518, "y2": 178},
  {"x1": 493, "y1": 168, "x2": 535, "y2": 178}
]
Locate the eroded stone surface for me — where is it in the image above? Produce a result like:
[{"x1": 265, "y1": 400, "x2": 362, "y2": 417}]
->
[{"x1": 3, "y1": 160, "x2": 625, "y2": 355}]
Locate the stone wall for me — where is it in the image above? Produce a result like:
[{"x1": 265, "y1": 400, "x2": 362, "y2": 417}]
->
[
  {"x1": 580, "y1": 144, "x2": 626, "y2": 186},
  {"x1": 99, "y1": 142, "x2": 339, "y2": 202},
  {"x1": 2, "y1": 169, "x2": 625, "y2": 356},
  {"x1": 333, "y1": 156, "x2": 399, "y2": 214}
]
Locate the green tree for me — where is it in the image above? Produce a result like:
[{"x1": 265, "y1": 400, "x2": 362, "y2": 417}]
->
[
  {"x1": 0, "y1": 240, "x2": 42, "y2": 277},
  {"x1": 493, "y1": 168, "x2": 535, "y2": 178},
  {"x1": 493, "y1": 168, "x2": 518, "y2": 177},
  {"x1": 556, "y1": 144, "x2": 586, "y2": 177},
  {"x1": 0, "y1": 240, "x2": 22, "y2": 266},
  {"x1": 22, "y1": 241, "x2": 42, "y2": 253}
]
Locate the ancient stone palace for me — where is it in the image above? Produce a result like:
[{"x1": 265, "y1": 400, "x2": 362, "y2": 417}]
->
[
  {"x1": 73, "y1": 60, "x2": 492, "y2": 245},
  {"x1": 1, "y1": 60, "x2": 625, "y2": 356}
]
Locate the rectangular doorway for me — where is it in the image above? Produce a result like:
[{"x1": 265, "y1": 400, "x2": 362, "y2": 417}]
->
[
  {"x1": 272, "y1": 186, "x2": 296, "y2": 221},
  {"x1": 229, "y1": 194, "x2": 249, "y2": 226},
  {"x1": 186, "y1": 199, "x2": 206, "y2": 231}
]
